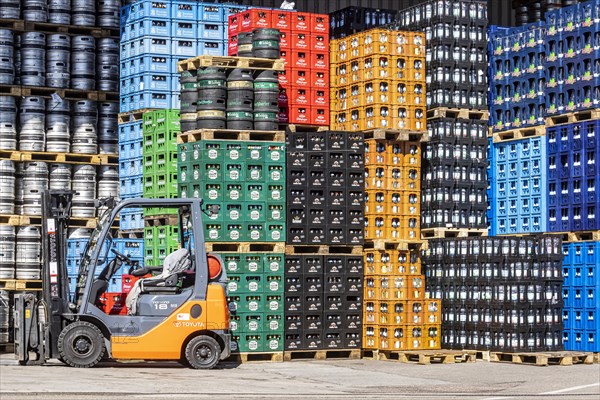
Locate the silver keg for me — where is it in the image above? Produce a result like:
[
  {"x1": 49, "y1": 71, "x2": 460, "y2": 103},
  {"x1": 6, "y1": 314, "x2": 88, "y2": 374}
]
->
[
  {"x1": 97, "y1": 165, "x2": 119, "y2": 199},
  {"x1": 19, "y1": 96, "x2": 46, "y2": 152},
  {"x1": 21, "y1": 162, "x2": 48, "y2": 216},
  {"x1": 97, "y1": 101, "x2": 118, "y2": 154},
  {"x1": 71, "y1": 36, "x2": 95, "y2": 90},
  {"x1": 15, "y1": 226, "x2": 41, "y2": 280},
  {"x1": 49, "y1": 163, "x2": 71, "y2": 190},
  {"x1": 22, "y1": 0, "x2": 47, "y2": 22},
  {"x1": 20, "y1": 32, "x2": 46, "y2": 86},
  {"x1": 0, "y1": 96, "x2": 17, "y2": 150},
  {"x1": 46, "y1": 96, "x2": 70, "y2": 152},
  {"x1": 71, "y1": 0, "x2": 96, "y2": 27},
  {"x1": 14, "y1": 163, "x2": 22, "y2": 214},
  {"x1": 46, "y1": 34, "x2": 70, "y2": 88},
  {"x1": 0, "y1": 1, "x2": 20, "y2": 19},
  {"x1": 97, "y1": 0, "x2": 120, "y2": 29},
  {"x1": 0, "y1": 226, "x2": 15, "y2": 279},
  {"x1": 13, "y1": 34, "x2": 20, "y2": 85},
  {"x1": 72, "y1": 165, "x2": 96, "y2": 218},
  {"x1": 0, "y1": 160, "x2": 15, "y2": 214},
  {"x1": 48, "y1": 0, "x2": 71, "y2": 25},
  {"x1": 71, "y1": 100, "x2": 97, "y2": 154},
  {"x1": 97, "y1": 38, "x2": 119, "y2": 92},
  {"x1": 0, "y1": 29, "x2": 14, "y2": 85}
]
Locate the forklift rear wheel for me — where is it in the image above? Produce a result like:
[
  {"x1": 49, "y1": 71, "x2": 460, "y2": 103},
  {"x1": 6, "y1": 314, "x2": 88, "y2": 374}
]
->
[
  {"x1": 185, "y1": 335, "x2": 221, "y2": 369},
  {"x1": 57, "y1": 321, "x2": 105, "y2": 368}
]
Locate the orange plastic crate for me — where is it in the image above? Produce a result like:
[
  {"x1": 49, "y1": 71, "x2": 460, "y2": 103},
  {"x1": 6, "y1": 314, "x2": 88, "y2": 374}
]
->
[
  {"x1": 363, "y1": 324, "x2": 379, "y2": 349},
  {"x1": 425, "y1": 325, "x2": 442, "y2": 349},
  {"x1": 392, "y1": 105, "x2": 426, "y2": 131},
  {"x1": 425, "y1": 300, "x2": 442, "y2": 324}
]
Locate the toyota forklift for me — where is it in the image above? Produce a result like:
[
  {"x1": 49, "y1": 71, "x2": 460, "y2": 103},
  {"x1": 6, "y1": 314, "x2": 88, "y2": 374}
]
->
[{"x1": 14, "y1": 190, "x2": 231, "y2": 369}]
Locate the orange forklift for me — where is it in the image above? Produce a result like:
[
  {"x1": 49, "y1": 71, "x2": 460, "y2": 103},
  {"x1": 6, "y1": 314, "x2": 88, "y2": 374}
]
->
[{"x1": 14, "y1": 190, "x2": 230, "y2": 369}]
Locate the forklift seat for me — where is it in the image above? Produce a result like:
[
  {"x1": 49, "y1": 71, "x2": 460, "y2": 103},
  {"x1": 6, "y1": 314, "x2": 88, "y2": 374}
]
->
[{"x1": 125, "y1": 248, "x2": 192, "y2": 315}]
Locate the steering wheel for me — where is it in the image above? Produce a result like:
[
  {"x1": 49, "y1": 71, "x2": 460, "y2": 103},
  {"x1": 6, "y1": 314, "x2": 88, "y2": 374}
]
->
[{"x1": 111, "y1": 248, "x2": 133, "y2": 265}]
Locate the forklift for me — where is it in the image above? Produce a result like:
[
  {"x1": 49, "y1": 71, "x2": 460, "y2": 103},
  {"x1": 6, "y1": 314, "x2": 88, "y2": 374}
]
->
[{"x1": 14, "y1": 190, "x2": 231, "y2": 369}]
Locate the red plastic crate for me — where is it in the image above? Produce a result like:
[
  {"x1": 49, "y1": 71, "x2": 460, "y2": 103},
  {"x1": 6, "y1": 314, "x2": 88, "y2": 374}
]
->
[
  {"x1": 272, "y1": 10, "x2": 292, "y2": 30},
  {"x1": 311, "y1": 70, "x2": 328, "y2": 88},
  {"x1": 277, "y1": 107, "x2": 289, "y2": 123},
  {"x1": 97, "y1": 292, "x2": 127, "y2": 315},
  {"x1": 290, "y1": 86, "x2": 310, "y2": 105},
  {"x1": 278, "y1": 70, "x2": 289, "y2": 87},
  {"x1": 313, "y1": 87, "x2": 329, "y2": 107},
  {"x1": 292, "y1": 12, "x2": 311, "y2": 32},
  {"x1": 291, "y1": 32, "x2": 310, "y2": 50},
  {"x1": 290, "y1": 106, "x2": 310, "y2": 124},
  {"x1": 312, "y1": 107, "x2": 329, "y2": 125},
  {"x1": 280, "y1": 49, "x2": 290, "y2": 67},
  {"x1": 228, "y1": 34, "x2": 238, "y2": 56},
  {"x1": 291, "y1": 50, "x2": 309, "y2": 68},
  {"x1": 122, "y1": 274, "x2": 150, "y2": 293},
  {"x1": 228, "y1": 14, "x2": 241, "y2": 35},
  {"x1": 311, "y1": 14, "x2": 329, "y2": 34},
  {"x1": 311, "y1": 34, "x2": 328, "y2": 52},
  {"x1": 240, "y1": 9, "x2": 272, "y2": 31},
  {"x1": 279, "y1": 31, "x2": 290, "y2": 49},
  {"x1": 312, "y1": 51, "x2": 329, "y2": 70},
  {"x1": 291, "y1": 68, "x2": 310, "y2": 87}
]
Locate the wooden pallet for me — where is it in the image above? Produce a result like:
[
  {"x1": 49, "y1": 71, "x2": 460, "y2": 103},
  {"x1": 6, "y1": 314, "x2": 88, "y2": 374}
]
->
[
  {"x1": 285, "y1": 124, "x2": 329, "y2": 133},
  {"x1": 178, "y1": 129, "x2": 285, "y2": 143},
  {"x1": 227, "y1": 352, "x2": 283, "y2": 363},
  {"x1": 0, "y1": 84, "x2": 118, "y2": 101},
  {"x1": 489, "y1": 351, "x2": 594, "y2": 366},
  {"x1": 178, "y1": 55, "x2": 285, "y2": 73},
  {"x1": 557, "y1": 230, "x2": 600, "y2": 242},
  {"x1": 421, "y1": 228, "x2": 488, "y2": 239},
  {"x1": 362, "y1": 129, "x2": 426, "y2": 142},
  {"x1": 0, "y1": 18, "x2": 118, "y2": 38},
  {"x1": 0, "y1": 279, "x2": 42, "y2": 291},
  {"x1": 377, "y1": 350, "x2": 477, "y2": 365},
  {"x1": 546, "y1": 109, "x2": 600, "y2": 127},
  {"x1": 594, "y1": 353, "x2": 600, "y2": 364},
  {"x1": 143, "y1": 214, "x2": 179, "y2": 227},
  {"x1": 283, "y1": 349, "x2": 361, "y2": 361},
  {"x1": 363, "y1": 239, "x2": 424, "y2": 251},
  {"x1": 205, "y1": 242, "x2": 286, "y2": 254},
  {"x1": 0, "y1": 214, "x2": 101, "y2": 228},
  {"x1": 427, "y1": 107, "x2": 489, "y2": 121},
  {"x1": 492, "y1": 124, "x2": 546, "y2": 143},
  {"x1": 118, "y1": 109, "x2": 157, "y2": 124},
  {"x1": 284, "y1": 244, "x2": 363, "y2": 255},
  {"x1": 16, "y1": 151, "x2": 116, "y2": 165}
]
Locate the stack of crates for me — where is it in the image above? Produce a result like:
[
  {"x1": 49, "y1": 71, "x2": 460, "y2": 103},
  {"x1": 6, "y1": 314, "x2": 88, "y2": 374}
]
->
[
  {"x1": 562, "y1": 241, "x2": 600, "y2": 352},
  {"x1": 120, "y1": 1, "x2": 243, "y2": 113},
  {"x1": 547, "y1": 121, "x2": 599, "y2": 232},
  {"x1": 488, "y1": 137, "x2": 547, "y2": 235},
  {"x1": 363, "y1": 248, "x2": 442, "y2": 351},
  {"x1": 227, "y1": 9, "x2": 330, "y2": 126},
  {"x1": 329, "y1": 29, "x2": 427, "y2": 132},
  {"x1": 364, "y1": 140, "x2": 421, "y2": 242},
  {"x1": 141, "y1": 109, "x2": 180, "y2": 266},
  {"x1": 177, "y1": 140, "x2": 286, "y2": 243},
  {"x1": 118, "y1": 117, "x2": 145, "y2": 231},
  {"x1": 226, "y1": 253, "x2": 285, "y2": 353},
  {"x1": 545, "y1": 1, "x2": 600, "y2": 116},
  {"x1": 489, "y1": 23, "x2": 546, "y2": 131},
  {"x1": 329, "y1": 6, "x2": 397, "y2": 40},
  {"x1": 286, "y1": 130, "x2": 365, "y2": 245}
]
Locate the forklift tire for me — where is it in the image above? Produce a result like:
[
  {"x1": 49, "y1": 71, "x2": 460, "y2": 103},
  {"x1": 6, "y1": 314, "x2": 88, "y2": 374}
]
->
[
  {"x1": 57, "y1": 321, "x2": 105, "y2": 368},
  {"x1": 184, "y1": 335, "x2": 221, "y2": 369}
]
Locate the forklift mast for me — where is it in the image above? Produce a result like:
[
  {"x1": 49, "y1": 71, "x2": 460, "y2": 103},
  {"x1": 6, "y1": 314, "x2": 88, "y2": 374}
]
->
[{"x1": 14, "y1": 190, "x2": 74, "y2": 363}]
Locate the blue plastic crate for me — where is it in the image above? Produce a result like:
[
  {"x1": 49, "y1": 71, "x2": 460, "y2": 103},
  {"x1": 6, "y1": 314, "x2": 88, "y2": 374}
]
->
[
  {"x1": 119, "y1": 207, "x2": 145, "y2": 230},
  {"x1": 107, "y1": 275, "x2": 123, "y2": 293},
  {"x1": 123, "y1": 55, "x2": 171, "y2": 77},
  {"x1": 127, "y1": 90, "x2": 177, "y2": 111},
  {"x1": 172, "y1": 20, "x2": 198, "y2": 39},
  {"x1": 120, "y1": 175, "x2": 143, "y2": 198},
  {"x1": 68, "y1": 275, "x2": 78, "y2": 298},
  {"x1": 199, "y1": 3, "x2": 223, "y2": 22},
  {"x1": 118, "y1": 120, "x2": 143, "y2": 143},
  {"x1": 115, "y1": 238, "x2": 144, "y2": 259},
  {"x1": 66, "y1": 257, "x2": 80, "y2": 275},
  {"x1": 171, "y1": 0, "x2": 197, "y2": 20},
  {"x1": 200, "y1": 22, "x2": 225, "y2": 40},
  {"x1": 135, "y1": 0, "x2": 171, "y2": 20},
  {"x1": 222, "y1": 5, "x2": 247, "y2": 18},
  {"x1": 172, "y1": 38, "x2": 197, "y2": 57},
  {"x1": 198, "y1": 39, "x2": 225, "y2": 56},
  {"x1": 119, "y1": 156, "x2": 143, "y2": 177},
  {"x1": 568, "y1": 330, "x2": 600, "y2": 352},
  {"x1": 67, "y1": 238, "x2": 90, "y2": 258},
  {"x1": 119, "y1": 140, "x2": 143, "y2": 159},
  {"x1": 131, "y1": 18, "x2": 171, "y2": 38},
  {"x1": 583, "y1": 120, "x2": 598, "y2": 149},
  {"x1": 123, "y1": 73, "x2": 173, "y2": 95}
]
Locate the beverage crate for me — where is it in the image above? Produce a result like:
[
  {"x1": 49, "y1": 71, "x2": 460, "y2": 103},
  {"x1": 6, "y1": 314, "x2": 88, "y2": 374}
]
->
[
  {"x1": 118, "y1": 120, "x2": 143, "y2": 143},
  {"x1": 119, "y1": 208, "x2": 144, "y2": 230},
  {"x1": 121, "y1": 72, "x2": 174, "y2": 95},
  {"x1": 120, "y1": 55, "x2": 172, "y2": 78},
  {"x1": 119, "y1": 156, "x2": 143, "y2": 177}
]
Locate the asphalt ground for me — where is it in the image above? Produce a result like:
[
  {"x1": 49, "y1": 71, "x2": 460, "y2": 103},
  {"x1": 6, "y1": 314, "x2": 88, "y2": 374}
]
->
[{"x1": 1, "y1": 354, "x2": 599, "y2": 400}]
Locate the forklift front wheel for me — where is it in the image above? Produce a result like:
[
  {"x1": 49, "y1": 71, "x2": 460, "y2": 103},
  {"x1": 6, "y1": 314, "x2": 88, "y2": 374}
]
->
[
  {"x1": 184, "y1": 335, "x2": 221, "y2": 369},
  {"x1": 57, "y1": 321, "x2": 106, "y2": 368}
]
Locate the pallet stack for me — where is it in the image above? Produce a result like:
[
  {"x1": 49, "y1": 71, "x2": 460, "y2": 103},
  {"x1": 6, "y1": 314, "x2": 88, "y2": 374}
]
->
[
  {"x1": 227, "y1": 9, "x2": 330, "y2": 126},
  {"x1": 175, "y1": 55, "x2": 286, "y2": 360},
  {"x1": 283, "y1": 128, "x2": 365, "y2": 359}
]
